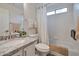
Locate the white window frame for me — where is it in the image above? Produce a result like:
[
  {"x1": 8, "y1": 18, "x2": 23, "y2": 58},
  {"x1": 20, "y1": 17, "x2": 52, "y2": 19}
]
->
[
  {"x1": 47, "y1": 8, "x2": 67, "y2": 16},
  {"x1": 47, "y1": 11, "x2": 55, "y2": 16},
  {"x1": 56, "y1": 8, "x2": 67, "y2": 14}
]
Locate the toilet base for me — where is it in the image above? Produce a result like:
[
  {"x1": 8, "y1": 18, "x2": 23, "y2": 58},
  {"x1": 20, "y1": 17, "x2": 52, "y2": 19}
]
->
[
  {"x1": 39, "y1": 52, "x2": 48, "y2": 56},
  {"x1": 36, "y1": 50, "x2": 49, "y2": 56}
]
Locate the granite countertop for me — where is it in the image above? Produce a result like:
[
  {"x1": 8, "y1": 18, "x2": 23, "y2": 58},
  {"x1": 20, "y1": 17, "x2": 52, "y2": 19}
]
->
[{"x1": 0, "y1": 37, "x2": 37, "y2": 56}]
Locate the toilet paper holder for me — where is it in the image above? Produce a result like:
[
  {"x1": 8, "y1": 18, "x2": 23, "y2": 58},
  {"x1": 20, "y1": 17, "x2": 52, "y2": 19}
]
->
[{"x1": 71, "y1": 29, "x2": 76, "y2": 40}]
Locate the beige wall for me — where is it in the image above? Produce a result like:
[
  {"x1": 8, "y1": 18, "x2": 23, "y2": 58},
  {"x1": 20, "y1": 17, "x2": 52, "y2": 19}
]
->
[
  {"x1": 0, "y1": 7, "x2": 9, "y2": 33},
  {"x1": 0, "y1": 4, "x2": 24, "y2": 33},
  {"x1": 24, "y1": 3, "x2": 37, "y2": 34}
]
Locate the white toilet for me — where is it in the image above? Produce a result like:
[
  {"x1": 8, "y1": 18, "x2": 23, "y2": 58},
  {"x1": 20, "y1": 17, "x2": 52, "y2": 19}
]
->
[
  {"x1": 29, "y1": 34, "x2": 49, "y2": 56},
  {"x1": 35, "y1": 43, "x2": 49, "y2": 56}
]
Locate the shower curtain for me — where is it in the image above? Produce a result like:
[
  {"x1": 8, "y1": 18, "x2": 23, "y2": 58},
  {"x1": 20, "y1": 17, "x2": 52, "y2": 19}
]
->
[{"x1": 36, "y1": 4, "x2": 49, "y2": 45}]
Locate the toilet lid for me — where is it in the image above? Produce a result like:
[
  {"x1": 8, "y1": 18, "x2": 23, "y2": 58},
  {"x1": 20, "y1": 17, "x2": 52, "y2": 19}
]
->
[{"x1": 35, "y1": 43, "x2": 49, "y2": 50}]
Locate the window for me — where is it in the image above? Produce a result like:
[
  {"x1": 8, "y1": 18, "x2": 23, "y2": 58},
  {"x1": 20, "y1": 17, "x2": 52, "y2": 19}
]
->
[
  {"x1": 47, "y1": 11, "x2": 55, "y2": 16},
  {"x1": 47, "y1": 8, "x2": 67, "y2": 16},
  {"x1": 56, "y1": 8, "x2": 67, "y2": 14}
]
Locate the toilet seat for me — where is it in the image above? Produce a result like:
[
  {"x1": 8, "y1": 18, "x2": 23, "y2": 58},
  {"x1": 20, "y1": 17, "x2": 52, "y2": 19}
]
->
[{"x1": 35, "y1": 43, "x2": 49, "y2": 52}]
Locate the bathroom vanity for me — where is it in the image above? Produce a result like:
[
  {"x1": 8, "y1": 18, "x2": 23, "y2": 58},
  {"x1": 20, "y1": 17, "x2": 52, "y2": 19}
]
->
[{"x1": 0, "y1": 37, "x2": 38, "y2": 56}]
